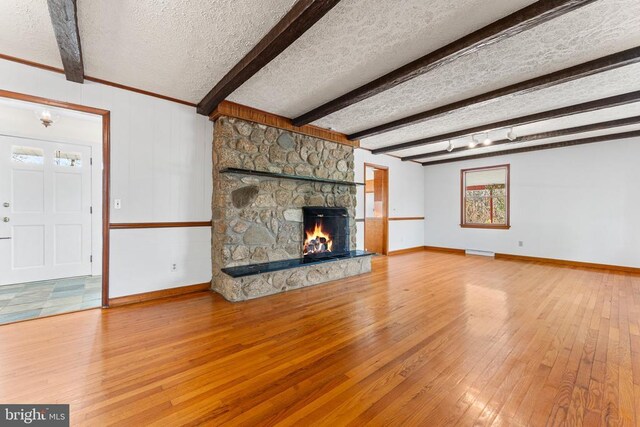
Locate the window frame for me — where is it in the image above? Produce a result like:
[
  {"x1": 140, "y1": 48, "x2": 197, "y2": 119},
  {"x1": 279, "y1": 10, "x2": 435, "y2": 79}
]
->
[{"x1": 460, "y1": 164, "x2": 510, "y2": 230}]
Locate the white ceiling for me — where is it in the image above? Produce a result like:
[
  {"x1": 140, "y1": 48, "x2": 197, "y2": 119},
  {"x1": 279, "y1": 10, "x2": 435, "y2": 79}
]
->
[
  {"x1": 422, "y1": 122, "x2": 640, "y2": 165},
  {"x1": 1, "y1": 0, "x2": 638, "y2": 161},
  {"x1": 397, "y1": 101, "x2": 640, "y2": 159},
  {"x1": 0, "y1": 0, "x2": 297, "y2": 103},
  {"x1": 0, "y1": 97, "x2": 102, "y2": 144},
  {"x1": 311, "y1": 0, "x2": 640, "y2": 134},
  {"x1": 228, "y1": 0, "x2": 533, "y2": 116}
]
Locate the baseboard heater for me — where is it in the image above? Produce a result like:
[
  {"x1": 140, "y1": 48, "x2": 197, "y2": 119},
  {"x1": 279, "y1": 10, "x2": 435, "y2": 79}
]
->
[{"x1": 465, "y1": 249, "x2": 495, "y2": 257}]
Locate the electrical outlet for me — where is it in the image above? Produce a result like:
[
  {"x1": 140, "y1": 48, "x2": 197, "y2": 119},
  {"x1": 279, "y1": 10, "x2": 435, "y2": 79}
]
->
[
  {"x1": 518, "y1": 241, "x2": 524, "y2": 247},
  {"x1": 114, "y1": 199, "x2": 121, "y2": 209},
  {"x1": 171, "y1": 263, "x2": 177, "y2": 272}
]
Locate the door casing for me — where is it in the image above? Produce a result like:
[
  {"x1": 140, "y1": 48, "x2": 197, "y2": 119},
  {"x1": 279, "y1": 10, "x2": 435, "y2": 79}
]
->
[
  {"x1": 0, "y1": 89, "x2": 111, "y2": 307},
  {"x1": 363, "y1": 162, "x2": 389, "y2": 255}
]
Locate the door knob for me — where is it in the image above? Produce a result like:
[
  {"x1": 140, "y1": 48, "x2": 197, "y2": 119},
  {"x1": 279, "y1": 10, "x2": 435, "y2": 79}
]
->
[
  {"x1": 2, "y1": 217, "x2": 9, "y2": 222},
  {"x1": 2, "y1": 202, "x2": 8, "y2": 208}
]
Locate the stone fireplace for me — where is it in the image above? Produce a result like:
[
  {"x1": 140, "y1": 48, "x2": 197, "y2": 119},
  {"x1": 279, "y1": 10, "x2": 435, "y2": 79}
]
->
[{"x1": 211, "y1": 115, "x2": 372, "y2": 302}]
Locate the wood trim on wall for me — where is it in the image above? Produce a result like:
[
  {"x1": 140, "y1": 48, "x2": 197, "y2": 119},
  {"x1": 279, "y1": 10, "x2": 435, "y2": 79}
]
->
[
  {"x1": 388, "y1": 246, "x2": 426, "y2": 256},
  {"x1": 0, "y1": 89, "x2": 112, "y2": 308},
  {"x1": 424, "y1": 246, "x2": 466, "y2": 255},
  {"x1": 0, "y1": 54, "x2": 196, "y2": 107},
  {"x1": 101, "y1": 112, "x2": 111, "y2": 307},
  {"x1": 363, "y1": 162, "x2": 389, "y2": 255},
  {"x1": 209, "y1": 100, "x2": 359, "y2": 148},
  {"x1": 422, "y1": 245, "x2": 640, "y2": 274},
  {"x1": 495, "y1": 253, "x2": 640, "y2": 275},
  {"x1": 460, "y1": 224, "x2": 511, "y2": 230},
  {"x1": 108, "y1": 282, "x2": 212, "y2": 307},
  {"x1": 389, "y1": 217, "x2": 425, "y2": 221},
  {"x1": 109, "y1": 221, "x2": 212, "y2": 229},
  {"x1": 357, "y1": 216, "x2": 425, "y2": 232},
  {"x1": 84, "y1": 76, "x2": 196, "y2": 107},
  {"x1": 0, "y1": 88, "x2": 109, "y2": 115}
]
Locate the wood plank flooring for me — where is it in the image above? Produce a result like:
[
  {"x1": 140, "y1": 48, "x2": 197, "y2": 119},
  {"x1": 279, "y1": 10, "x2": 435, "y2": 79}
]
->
[{"x1": 0, "y1": 251, "x2": 639, "y2": 426}]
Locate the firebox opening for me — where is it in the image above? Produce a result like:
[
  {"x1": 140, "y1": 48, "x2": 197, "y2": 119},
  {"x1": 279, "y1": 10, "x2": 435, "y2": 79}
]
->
[{"x1": 302, "y1": 207, "x2": 349, "y2": 258}]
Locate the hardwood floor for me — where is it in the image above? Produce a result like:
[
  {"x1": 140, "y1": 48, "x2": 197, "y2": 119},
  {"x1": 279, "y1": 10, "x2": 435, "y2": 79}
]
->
[{"x1": 0, "y1": 251, "x2": 639, "y2": 426}]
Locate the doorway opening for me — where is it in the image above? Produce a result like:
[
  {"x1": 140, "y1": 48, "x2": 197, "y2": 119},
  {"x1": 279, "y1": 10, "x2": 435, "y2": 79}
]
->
[
  {"x1": 364, "y1": 163, "x2": 388, "y2": 255},
  {"x1": 0, "y1": 90, "x2": 110, "y2": 324}
]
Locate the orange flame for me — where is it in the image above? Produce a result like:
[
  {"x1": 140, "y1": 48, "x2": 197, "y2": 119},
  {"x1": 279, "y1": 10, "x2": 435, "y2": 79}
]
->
[{"x1": 304, "y1": 222, "x2": 333, "y2": 254}]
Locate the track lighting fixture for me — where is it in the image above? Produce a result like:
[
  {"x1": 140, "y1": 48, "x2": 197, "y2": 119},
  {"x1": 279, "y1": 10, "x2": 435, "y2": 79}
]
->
[
  {"x1": 469, "y1": 135, "x2": 480, "y2": 148},
  {"x1": 446, "y1": 141, "x2": 454, "y2": 152},
  {"x1": 506, "y1": 128, "x2": 517, "y2": 141},
  {"x1": 483, "y1": 133, "x2": 492, "y2": 146}
]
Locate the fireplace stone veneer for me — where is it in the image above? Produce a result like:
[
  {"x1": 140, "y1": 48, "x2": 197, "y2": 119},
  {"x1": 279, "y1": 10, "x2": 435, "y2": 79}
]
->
[{"x1": 211, "y1": 117, "x2": 372, "y2": 301}]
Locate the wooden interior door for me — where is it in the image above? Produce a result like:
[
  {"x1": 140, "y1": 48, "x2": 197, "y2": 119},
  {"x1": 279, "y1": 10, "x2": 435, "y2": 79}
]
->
[{"x1": 364, "y1": 164, "x2": 388, "y2": 255}]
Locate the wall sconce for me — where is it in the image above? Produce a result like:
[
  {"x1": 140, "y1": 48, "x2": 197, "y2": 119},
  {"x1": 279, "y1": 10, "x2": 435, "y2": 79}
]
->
[{"x1": 39, "y1": 110, "x2": 54, "y2": 128}]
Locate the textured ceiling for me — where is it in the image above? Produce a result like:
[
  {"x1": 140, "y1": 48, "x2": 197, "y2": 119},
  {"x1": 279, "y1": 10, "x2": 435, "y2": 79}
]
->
[
  {"x1": 0, "y1": 0, "x2": 61, "y2": 67},
  {"x1": 0, "y1": 0, "x2": 297, "y2": 102},
  {"x1": 395, "y1": 101, "x2": 640, "y2": 159},
  {"x1": 312, "y1": 0, "x2": 640, "y2": 136},
  {"x1": 228, "y1": 0, "x2": 533, "y2": 117},
  {"x1": 378, "y1": 63, "x2": 640, "y2": 157},
  {"x1": 1, "y1": 0, "x2": 638, "y2": 162},
  {"x1": 421, "y1": 122, "x2": 640, "y2": 165}
]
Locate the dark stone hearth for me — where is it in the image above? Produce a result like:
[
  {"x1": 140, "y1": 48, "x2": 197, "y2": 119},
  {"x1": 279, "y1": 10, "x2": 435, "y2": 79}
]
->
[
  {"x1": 231, "y1": 185, "x2": 259, "y2": 208},
  {"x1": 222, "y1": 250, "x2": 373, "y2": 278}
]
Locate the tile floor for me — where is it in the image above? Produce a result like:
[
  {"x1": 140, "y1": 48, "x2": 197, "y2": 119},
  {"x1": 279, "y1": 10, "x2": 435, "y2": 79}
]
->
[{"x1": 0, "y1": 276, "x2": 101, "y2": 325}]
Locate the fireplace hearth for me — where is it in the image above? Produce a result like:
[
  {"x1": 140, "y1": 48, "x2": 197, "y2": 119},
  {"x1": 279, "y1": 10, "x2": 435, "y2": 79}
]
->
[{"x1": 303, "y1": 207, "x2": 349, "y2": 258}]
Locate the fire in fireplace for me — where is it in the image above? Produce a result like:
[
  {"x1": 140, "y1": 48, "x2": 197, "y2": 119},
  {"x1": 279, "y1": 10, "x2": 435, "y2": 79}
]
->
[{"x1": 303, "y1": 207, "x2": 349, "y2": 258}]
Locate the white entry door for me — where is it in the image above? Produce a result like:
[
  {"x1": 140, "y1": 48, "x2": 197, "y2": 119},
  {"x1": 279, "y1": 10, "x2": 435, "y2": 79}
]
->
[{"x1": 0, "y1": 136, "x2": 92, "y2": 286}]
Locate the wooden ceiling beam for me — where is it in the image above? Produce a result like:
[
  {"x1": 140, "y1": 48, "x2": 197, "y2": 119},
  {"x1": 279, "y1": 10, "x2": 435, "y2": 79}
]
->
[
  {"x1": 407, "y1": 115, "x2": 640, "y2": 161},
  {"x1": 47, "y1": 0, "x2": 84, "y2": 83},
  {"x1": 421, "y1": 129, "x2": 640, "y2": 166},
  {"x1": 350, "y1": 46, "x2": 640, "y2": 140},
  {"x1": 371, "y1": 90, "x2": 640, "y2": 155},
  {"x1": 197, "y1": 0, "x2": 341, "y2": 116},
  {"x1": 292, "y1": 0, "x2": 596, "y2": 126}
]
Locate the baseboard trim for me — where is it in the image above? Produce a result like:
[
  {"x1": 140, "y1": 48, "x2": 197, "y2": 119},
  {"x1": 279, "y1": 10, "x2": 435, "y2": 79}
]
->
[
  {"x1": 108, "y1": 282, "x2": 212, "y2": 307},
  {"x1": 424, "y1": 246, "x2": 466, "y2": 255},
  {"x1": 495, "y1": 253, "x2": 640, "y2": 275},
  {"x1": 110, "y1": 221, "x2": 212, "y2": 229},
  {"x1": 388, "y1": 246, "x2": 426, "y2": 256},
  {"x1": 423, "y1": 245, "x2": 640, "y2": 274}
]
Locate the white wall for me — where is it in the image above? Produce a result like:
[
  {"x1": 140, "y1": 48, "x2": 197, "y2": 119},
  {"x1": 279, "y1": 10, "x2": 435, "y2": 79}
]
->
[
  {"x1": 354, "y1": 149, "x2": 425, "y2": 252},
  {"x1": 0, "y1": 59, "x2": 213, "y2": 298},
  {"x1": 424, "y1": 137, "x2": 640, "y2": 268}
]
